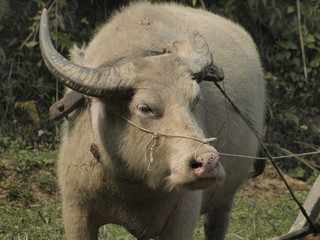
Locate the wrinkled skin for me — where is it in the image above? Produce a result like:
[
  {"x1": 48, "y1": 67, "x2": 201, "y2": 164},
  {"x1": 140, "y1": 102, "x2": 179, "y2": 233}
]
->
[{"x1": 54, "y1": 2, "x2": 265, "y2": 240}]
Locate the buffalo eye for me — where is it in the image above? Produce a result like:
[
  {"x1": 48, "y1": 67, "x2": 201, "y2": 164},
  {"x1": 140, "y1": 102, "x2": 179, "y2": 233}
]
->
[{"x1": 136, "y1": 104, "x2": 154, "y2": 114}]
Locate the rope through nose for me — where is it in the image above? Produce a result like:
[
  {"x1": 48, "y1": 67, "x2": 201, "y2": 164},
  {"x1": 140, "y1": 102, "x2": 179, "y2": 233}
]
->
[
  {"x1": 112, "y1": 111, "x2": 218, "y2": 170},
  {"x1": 194, "y1": 138, "x2": 217, "y2": 160}
]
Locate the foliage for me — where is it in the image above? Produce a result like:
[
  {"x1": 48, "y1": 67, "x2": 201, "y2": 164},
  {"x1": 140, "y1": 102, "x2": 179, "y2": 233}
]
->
[
  {"x1": 0, "y1": 140, "x2": 56, "y2": 172},
  {"x1": 0, "y1": 0, "x2": 69, "y2": 148},
  {"x1": 0, "y1": 0, "x2": 9, "y2": 20},
  {"x1": 14, "y1": 100, "x2": 41, "y2": 128}
]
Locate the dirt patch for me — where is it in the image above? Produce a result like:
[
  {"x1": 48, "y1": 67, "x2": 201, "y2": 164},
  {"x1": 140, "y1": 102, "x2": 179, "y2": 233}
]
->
[
  {"x1": 240, "y1": 164, "x2": 312, "y2": 202},
  {"x1": 242, "y1": 164, "x2": 319, "y2": 239},
  {"x1": 0, "y1": 156, "x2": 58, "y2": 206}
]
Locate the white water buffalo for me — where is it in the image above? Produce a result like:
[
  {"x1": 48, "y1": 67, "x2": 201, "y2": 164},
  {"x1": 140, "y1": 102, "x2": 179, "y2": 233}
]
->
[{"x1": 40, "y1": 1, "x2": 265, "y2": 239}]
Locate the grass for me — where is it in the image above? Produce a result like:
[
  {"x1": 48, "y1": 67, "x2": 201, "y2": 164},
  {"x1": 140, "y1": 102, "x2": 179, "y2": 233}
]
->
[
  {"x1": 0, "y1": 145, "x2": 310, "y2": 239},
  {"x1": 227, "y1": 194, "x2": 305, "y2": 240},
  {"x1": 0, "y1": 191, "x2": 306, "y2": 240},
  {"x1": 0, "y1": 199, "x2": 64, "y2": 240}
]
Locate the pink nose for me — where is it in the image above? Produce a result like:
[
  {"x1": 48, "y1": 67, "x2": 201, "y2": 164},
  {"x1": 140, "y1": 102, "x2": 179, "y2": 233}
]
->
[{"x1": 191, "y1": 152, "x2": 220, "y2": 178}]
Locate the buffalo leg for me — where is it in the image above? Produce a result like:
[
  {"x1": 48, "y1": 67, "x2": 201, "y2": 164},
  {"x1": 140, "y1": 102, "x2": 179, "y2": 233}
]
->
[
  {"x1": 63, "y1": 203, "x2": 99, "y2": 240},
  {"x1": 203, "y1": 203, "x2": 233, "y2": 240},
  {"x1": 159, "y1": 192, "x2": 201, "y2": 240}
]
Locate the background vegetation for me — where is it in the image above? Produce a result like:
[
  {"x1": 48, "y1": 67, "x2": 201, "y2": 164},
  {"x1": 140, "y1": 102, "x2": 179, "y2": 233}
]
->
[
  {"x1": 0, "y1": 0, "x2": 319, "y2": 238},
  {"x1": 1, "y1": 0, "x2": 319, "y2": 177}
]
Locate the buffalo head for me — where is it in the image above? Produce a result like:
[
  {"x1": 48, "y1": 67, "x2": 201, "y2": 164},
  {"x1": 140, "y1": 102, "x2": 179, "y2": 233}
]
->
[{"x1": 40, "y1": 9, "x2": 225, "y2": 190}]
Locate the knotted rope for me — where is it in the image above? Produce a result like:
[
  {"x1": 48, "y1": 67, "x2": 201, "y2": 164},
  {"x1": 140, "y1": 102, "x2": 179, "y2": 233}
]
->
[{"x1": 145, "y1": 133, "x2": 159, "y2": 170}]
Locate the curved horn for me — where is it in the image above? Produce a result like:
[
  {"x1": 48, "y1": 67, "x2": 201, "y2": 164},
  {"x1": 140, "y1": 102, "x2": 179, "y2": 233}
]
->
[{"x1": 39, "y1": 9, "x2": 135, "y2": 97}]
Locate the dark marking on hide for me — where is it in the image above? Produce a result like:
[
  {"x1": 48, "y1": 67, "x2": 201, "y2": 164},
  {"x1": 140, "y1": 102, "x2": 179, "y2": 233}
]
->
[{"x1": 90, "y1": 143, "x2": 101, "y2": 162}]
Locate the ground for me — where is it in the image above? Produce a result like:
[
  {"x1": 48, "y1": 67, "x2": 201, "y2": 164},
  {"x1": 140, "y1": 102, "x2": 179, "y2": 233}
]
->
[
  {"x1": 242, "y1": 164, "x2": 311, "y2": 202},
  {"x1": 0, "y1": 153, "x2": 319, "y2": 239}
]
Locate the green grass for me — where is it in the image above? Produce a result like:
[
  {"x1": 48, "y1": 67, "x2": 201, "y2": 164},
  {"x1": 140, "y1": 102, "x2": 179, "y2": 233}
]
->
[
  {"x1": 0, "y1": 192, "x2": 306, "y2": 240},
  {"x1": 227, "y1": 194, "x2": 306, "y2": 240},
  {"x1": 0, "y1": 146, "x2": 309, "y2": 239},
  {"x1": 0, "y1": 199, "x2": 64, "y2": 240}
]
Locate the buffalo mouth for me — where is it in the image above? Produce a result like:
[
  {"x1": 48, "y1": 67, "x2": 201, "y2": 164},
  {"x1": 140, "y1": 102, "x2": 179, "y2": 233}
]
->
[
  {"x1": 186, "y1": 152, "x2": 225, "y2": 190},
  {"x1": 186, "y1": 162, "x2": 225, "y2": 190},
  {"x1": 167, "y1": 161, "x2": 225, "y2": 191}
]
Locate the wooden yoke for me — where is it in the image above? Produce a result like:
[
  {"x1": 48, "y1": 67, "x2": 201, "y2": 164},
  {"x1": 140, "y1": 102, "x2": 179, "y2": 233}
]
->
[{"x1": 49, "y1": 91, "x2": 84, "y2": 121}]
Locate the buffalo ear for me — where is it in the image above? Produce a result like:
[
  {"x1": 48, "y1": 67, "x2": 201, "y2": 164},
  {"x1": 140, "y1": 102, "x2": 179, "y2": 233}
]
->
[
  {"x1": 171, "y1": 41, "x2": 193, "y2": 58},
  {"x1": 162, "y1": 41, "x2": 194, "y2": 58},
  {"x1": 163, "y1": 32, "x2": 225, "y2": 83},
  {"x1": 162, "y1": 41, "x2": 191, "y2": 57}
]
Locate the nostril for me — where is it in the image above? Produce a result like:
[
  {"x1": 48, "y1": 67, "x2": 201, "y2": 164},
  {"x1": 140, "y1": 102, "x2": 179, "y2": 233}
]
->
[{"x1": 190, "y1": 161, "x2": 203, "y2": 169}]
